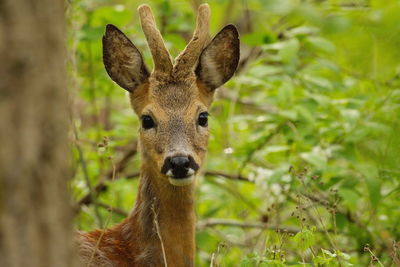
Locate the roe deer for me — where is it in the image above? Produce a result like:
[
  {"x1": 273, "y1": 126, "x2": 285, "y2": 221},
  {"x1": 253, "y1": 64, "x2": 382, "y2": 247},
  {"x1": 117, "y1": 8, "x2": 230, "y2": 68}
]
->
[{"x1": 77, "y1": 3, "x2": 239, "y2": 266}]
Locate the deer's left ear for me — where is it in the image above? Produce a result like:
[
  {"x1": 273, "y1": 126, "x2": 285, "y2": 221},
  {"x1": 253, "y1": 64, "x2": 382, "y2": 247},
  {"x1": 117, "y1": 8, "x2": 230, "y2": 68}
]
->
[
  {"x1": 195, "y1": 24, "x2": 240, "y2": 91},
  {"x1": 103, "y1": 24, "x2": 149, "y2": 92}
]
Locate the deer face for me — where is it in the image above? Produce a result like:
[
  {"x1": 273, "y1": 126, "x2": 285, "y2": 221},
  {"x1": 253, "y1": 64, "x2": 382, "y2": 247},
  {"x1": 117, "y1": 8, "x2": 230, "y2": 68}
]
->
[
  {"x1": 102, "y1": 5, "x2": 239, "y2": 186},
  {"x1": 130, "y1": 79, "x2": 209, "y2": 186}
]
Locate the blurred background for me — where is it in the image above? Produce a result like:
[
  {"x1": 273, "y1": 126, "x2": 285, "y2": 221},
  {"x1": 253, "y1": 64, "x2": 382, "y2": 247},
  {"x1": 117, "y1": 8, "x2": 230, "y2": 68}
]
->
[{"x1": 67, "y1": 0, "x2": 400, "y2": 266}]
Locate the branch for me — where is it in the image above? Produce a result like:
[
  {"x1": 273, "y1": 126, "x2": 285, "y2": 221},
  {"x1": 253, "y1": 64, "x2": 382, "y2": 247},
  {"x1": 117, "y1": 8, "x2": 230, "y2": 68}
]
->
[
  {"x1": 95, "y1": 201, "x2": 129, "y2": 217},
  {"x1": 197, "y1": 218, "x2": 333, "y2": 235},
  {"x1": 77, "y1": 170, "x2": 252, "y2": 209},
  {"x1": 77, "y1": 140, "x2": 138, "y2": 207},
  {"x1": 73, "y1": 122, "x2": 103, "y2": 225},
  {"x1": 126, "y1": 171, "x2": 252, "y2": 182},
  {"x1": 238, "y1": 124, "x2": 284, "y2": 175},
  {"x1": 204, "y1": 171, "x2": 252, "y2": 182},
  {"x1": 303, "y1": 193, "x2": 365, "y2": 229},
  {"x1": 218, "y1": 89, "x2": 277, "y2": 113},
  {"x1": 197, "y1": 218, "x2": 299, "y2": 234}
]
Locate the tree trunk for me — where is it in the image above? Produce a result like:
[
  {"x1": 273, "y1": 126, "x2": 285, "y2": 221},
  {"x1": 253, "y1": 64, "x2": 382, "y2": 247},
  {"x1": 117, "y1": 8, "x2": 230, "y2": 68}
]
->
[{"x1": 0, "y1": 1, "x2": 79, "y2": 266}]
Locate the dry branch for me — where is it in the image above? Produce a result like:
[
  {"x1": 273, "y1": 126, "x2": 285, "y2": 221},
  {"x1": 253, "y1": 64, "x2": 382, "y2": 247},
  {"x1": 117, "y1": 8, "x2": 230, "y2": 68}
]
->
[
  {"x1": 95, "y1": 201, "x2": 129, "y2": 217},
  {"x1": 197, "y1": 218, "x2": 300, "y2": 234},
  {"x1": 78, "y1": 170, "x2": 253, "y2": 208}
]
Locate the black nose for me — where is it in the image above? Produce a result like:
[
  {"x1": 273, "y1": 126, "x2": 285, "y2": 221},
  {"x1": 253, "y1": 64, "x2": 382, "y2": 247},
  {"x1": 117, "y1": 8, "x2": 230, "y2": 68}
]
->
[
  {"x1": 161, "y1": 155, "x2": 199, "y2": 179},
  {"x1": 169, "y1": 156, "x2": 190, "y2": 178},
  {"x1": 170, "y1": 156, "x2": 190, "y2": 169}
]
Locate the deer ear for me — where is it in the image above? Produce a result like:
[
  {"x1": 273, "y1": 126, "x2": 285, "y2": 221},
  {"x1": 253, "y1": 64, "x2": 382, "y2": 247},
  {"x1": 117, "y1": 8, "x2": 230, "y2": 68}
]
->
[
  {"x1": 195, "y1": 24, "x2": 240, "y2": 91},
  {"x1": 103, "y1": 24, "x2": 149, "y2": 92}
]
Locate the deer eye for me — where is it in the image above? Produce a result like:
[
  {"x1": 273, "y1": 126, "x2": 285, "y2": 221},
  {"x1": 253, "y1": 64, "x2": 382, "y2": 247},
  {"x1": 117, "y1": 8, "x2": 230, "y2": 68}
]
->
[
  {"x1": 197, "y1": 112, "x2": 209, "y2": 127},
  {"x1": 141, "y1": 115, "x2": 155, "y2": 130}
]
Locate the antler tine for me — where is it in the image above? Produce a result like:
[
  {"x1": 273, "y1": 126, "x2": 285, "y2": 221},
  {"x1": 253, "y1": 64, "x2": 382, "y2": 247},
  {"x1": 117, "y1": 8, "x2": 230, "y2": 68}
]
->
[
  {"x1": 173, "y1": 4, "x2": 210, "y2": 76},
  {"x1": 138, "y1": 4, "x2": 173, "y2": 75}
]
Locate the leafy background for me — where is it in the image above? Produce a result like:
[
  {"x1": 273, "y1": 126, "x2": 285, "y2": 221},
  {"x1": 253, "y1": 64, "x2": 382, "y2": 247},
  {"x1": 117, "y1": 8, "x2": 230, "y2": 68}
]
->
[{"x1": 67, "y1": 0, "x2": 400, "y2": 266}]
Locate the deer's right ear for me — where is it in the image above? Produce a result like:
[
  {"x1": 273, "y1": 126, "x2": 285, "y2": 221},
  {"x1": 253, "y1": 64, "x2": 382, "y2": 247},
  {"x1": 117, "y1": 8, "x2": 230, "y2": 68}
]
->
[
  {"x1": 103, "y1": 24, "x2": 149, "y2": 92},
  {"x1": 195, "y1": 24, "x2": 240, "y2": 91}
]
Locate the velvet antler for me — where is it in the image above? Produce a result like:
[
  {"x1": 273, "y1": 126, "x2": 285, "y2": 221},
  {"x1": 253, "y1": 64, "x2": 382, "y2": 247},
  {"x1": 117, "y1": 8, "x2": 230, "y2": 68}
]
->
[
  {"x1": 173, "y1": 4, "x2": 210, "y2": 77},
  {"x1": 138, "y1": 4, "x2": 173, "y2": 75}
]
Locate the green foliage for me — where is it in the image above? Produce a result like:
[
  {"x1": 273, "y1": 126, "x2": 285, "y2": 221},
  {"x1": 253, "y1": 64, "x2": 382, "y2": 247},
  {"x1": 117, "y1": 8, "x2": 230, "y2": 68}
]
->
[
  {"x1": 68, "y1": 0, "x2": 400, "y2": 266},
  {"x1": 293, "y1": 227, "x2": 316, "y2": 252}
]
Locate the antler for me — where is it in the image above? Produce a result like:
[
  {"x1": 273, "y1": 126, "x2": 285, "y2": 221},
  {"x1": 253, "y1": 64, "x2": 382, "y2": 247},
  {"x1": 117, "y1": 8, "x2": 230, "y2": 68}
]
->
[
  {"x1": 173, "y1": 4, "x2": 210, "y2": 77},
  {"x1": 138, "y1": 4, "x2": 173, "y2": 75}
]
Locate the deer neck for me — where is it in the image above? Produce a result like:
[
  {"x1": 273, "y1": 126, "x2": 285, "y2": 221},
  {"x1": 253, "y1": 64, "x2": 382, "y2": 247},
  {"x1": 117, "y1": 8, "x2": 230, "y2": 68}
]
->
[{"x1": 128, "y1": 165, "x2": 196, "y2": 266}]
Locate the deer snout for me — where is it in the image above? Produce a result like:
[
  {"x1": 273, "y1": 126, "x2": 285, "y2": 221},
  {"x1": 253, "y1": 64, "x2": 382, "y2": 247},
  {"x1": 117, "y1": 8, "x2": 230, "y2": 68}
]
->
[
  {"x1": 161, "y1": 155, "x2": 199, "y2": 186},
  {"x1": 170, "y1": 156, "x2": 190, "y2": 177}
]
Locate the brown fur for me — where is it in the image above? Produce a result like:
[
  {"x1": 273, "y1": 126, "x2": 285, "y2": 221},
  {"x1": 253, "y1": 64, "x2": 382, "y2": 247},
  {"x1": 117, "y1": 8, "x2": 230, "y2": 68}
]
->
[{"x1": 78, "y1": 3, "x2": 239, "y2": 266}]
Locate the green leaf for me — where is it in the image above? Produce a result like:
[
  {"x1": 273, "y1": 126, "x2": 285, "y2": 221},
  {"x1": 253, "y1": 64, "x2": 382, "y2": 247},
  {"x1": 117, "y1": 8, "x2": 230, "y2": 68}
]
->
[
  {"x1": 302, "y1": 74, "x2": 333, "y2": 91},
  {"x1": 321, "y1": 248, "x2": 337, "y2": 258},
  {"x1": 79, "y1": 25, "x2": 104, "y2": 42},
  {"x1": 300, "y1": 148, "x2": 327, "y2": 169},
  {"x1": 260, "y1": 260, "x2": 286, "y2": 267},
  {"x1": 293, "y1": 227, "x2": 316, "y2": 251},
  {"x1": 279, "y1": 39, "x2": 300, "y2": 64},
  {"x1": 335, "y1": 212, "x2": 348, "y2": 230},
  {"x1": 242, "y1": 32, "x2": 276, "y2": 46},
  {"x1": 360, "y1": 165, "x2": 382, "y2": 210},
  {"x1": 306, "y1": 36, "x2": 336, "y2": 53},
  {"x1": 313, "y1": 255, "x2": 333, "y2": 265},
  {"x1": 339, "y1": 188, "x2": 359, "y2": 210},
  {"x1": 240, "y1": 253, "x2": 260, "y2": 267}
]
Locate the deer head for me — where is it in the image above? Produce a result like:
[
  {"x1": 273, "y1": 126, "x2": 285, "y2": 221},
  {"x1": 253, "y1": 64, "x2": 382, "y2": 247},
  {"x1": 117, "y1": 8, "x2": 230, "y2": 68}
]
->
[{"x1": 102, "y1": 4, "x2": 239, "y2": 187}]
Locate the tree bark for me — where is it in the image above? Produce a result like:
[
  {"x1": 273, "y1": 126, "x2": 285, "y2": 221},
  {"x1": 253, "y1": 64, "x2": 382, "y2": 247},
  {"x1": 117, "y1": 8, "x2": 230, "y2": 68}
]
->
[{"x1": 0, "y1": 1, "x2": 79, "y2": 266}]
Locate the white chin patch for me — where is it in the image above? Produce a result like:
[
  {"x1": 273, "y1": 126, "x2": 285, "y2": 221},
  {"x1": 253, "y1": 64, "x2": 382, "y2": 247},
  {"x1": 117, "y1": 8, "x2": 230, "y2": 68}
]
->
[{"x1": 168, "y1": 175, "x2": 195, "y2": 186}]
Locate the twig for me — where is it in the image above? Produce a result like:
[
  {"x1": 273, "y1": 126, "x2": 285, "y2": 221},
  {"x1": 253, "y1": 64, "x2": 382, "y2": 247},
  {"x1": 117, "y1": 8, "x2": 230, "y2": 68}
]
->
[
  {"x1": 218, "y1": 89, "x2": 277, "y2": 113},
  {"x1": 95, "y1": 201, "x2": 128, "y2": 217},
  {"x1": 73, "y1": 122, "x2": 103, "y2": 226},
  {"x1": 390, "y1": 240, "x2": 400, "y2": 266},
  {"x1": 207, "y1": 177, "x2": 261, "y2": 213},
  {"x1": 364, "y1": 246, "x2": 385, "y2": 267},
  {"x1": 303, "y1": 193, "x2": 365, "y2": 229},
  {"x1": 88, "y1": 157, "x2": 117, "y2": 266},
  {"x1": 127, "y1": 171, "x2": 252, "y2": 182},
  {"x1": 238, "y1": 124, "x2": 284, "y2": 176},
  {"x1": 197, "y1": 218, "x2": 300, "y2": 234},
  {"x1": 126, "y1": 172, "x2": 141, "y2": 179},
  {"x1": 209, "y1": 253, "x2": 216, "y2": 267},
  {"x1": 77, "y1": 141, "x2": 138, "y2": 207},
  {"x1": 204, "y1": 171, "x2": 252, "y2": 182},
  {"x1": 77, "y1": 170, "x2": 252, "y2": 209},
  {"x1": 151, "y1": 201, "x2": 168, "y2": 267}
]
